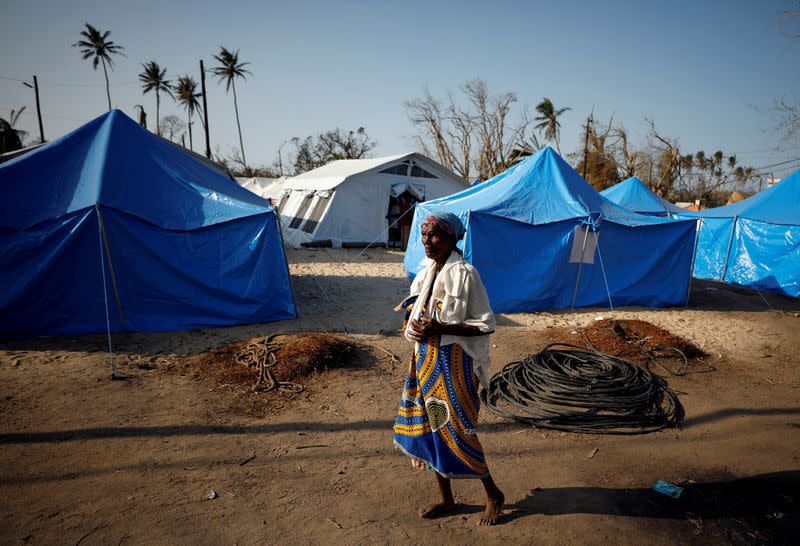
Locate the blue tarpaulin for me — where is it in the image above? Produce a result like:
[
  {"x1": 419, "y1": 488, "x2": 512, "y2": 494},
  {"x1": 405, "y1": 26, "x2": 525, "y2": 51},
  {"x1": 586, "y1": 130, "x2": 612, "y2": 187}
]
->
[
  {"x1": 601, "y1": 177, "x2": 686, "y2": 217},
  {"x1": 675, "y1": 171, "x2": 800, "y2": 298},
  {"x1": 0, "y1": 110, "x2": 296, "y2": 337},
  {"x1": 404, "y1": 147, "x2": 697, "y2": 313}
]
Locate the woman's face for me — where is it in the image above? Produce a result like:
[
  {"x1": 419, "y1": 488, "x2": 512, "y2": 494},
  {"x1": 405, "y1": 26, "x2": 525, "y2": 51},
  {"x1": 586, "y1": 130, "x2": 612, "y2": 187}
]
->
[{"x1": 421, "y1": 223, "x2": 455, "y2": 263}]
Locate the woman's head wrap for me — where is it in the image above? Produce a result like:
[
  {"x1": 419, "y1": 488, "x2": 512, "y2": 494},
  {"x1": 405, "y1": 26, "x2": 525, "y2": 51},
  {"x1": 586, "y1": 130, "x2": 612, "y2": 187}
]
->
[{"x1": 422, "y1": 211, "x2": 465, "y2": 239}]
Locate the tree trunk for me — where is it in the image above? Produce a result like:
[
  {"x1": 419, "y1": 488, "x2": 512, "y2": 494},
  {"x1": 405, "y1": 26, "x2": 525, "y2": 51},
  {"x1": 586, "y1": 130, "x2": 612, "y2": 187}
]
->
[
  {"x1": 102, "y1": 58, "x2": 111, "y2": 111},
  {"x1": 187, "y1": 110, "x2": 193, "y2": 150},
  {"x1": 232, "y1": 80, "x2": 246, "y2": 168},
  {"x1": 553, "y1": 119, "x2": 562, "y2": 154},
  {"x1": 156, "y1": 92, "x2": 161, "y2": 136}
]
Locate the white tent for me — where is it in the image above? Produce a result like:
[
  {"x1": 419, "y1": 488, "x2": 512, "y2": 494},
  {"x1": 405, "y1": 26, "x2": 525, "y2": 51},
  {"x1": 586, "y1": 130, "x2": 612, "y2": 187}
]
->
[
  {"x1": 235, "y1": 176, "x2": 286, "y2": 202},
  {"x1": 277, "y1": 153, "x2": 469, "y2": 247}
]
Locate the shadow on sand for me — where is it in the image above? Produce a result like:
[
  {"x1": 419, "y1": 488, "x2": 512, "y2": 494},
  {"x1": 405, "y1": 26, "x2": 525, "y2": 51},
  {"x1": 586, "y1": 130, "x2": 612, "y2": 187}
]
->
[{"x1": 503, "y1": 470, "x2": 798, "y2": 541}]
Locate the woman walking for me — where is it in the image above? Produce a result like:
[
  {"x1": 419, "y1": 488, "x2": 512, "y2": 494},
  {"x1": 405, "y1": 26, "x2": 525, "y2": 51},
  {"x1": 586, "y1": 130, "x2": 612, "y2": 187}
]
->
[{"x1": 393, "y1": 212, "x2": 504, "y2": 525}]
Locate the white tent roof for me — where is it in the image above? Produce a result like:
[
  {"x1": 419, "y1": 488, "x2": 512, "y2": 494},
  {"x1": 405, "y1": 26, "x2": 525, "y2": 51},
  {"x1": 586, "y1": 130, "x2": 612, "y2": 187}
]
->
[
  {"x1": 277, "y1": 152, "x2": 469, "y2": 247},
  {"x1": 236, "y1": 176, "x2": 286, "y2": 200},
  {"x1": 283, "y1": 153, "x2": 457, "y2": 191}
]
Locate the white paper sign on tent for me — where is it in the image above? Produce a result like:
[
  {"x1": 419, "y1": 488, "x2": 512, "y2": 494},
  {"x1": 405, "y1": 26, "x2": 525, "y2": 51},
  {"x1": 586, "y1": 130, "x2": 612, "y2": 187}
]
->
[{"x1": 569, "y1": 225, "x2": 598, "y2": 264}]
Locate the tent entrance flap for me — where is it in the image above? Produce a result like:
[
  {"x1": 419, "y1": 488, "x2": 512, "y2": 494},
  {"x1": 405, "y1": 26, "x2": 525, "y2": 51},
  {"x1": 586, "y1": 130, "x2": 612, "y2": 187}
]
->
[{"x1": 391, "y1": 182, "x2": 426, "y2": 200}]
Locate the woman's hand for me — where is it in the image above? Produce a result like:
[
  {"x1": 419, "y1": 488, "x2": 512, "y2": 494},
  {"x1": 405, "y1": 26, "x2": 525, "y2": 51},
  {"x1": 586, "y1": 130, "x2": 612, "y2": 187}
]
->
[
  {"x1": 409, "y1": 317, "x2": 488, "y2": 341},
  {"x1": 408, "y1": 317, "x2": 444, "y2": 342}
]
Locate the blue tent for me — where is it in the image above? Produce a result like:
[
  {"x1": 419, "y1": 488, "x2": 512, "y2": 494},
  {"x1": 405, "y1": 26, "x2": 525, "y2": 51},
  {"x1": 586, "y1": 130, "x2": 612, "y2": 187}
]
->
[
  {"x1": 404, "y1": 148, "x2": 697, "y2": 313},
  {"x1": 0, "y1": 110, "x2": 296, "y2": 337},
  {"x1": 601, "y1": 176, "x2": 686, "y2": 216},
  {"x1": 675, "y1": 171, "x2": 800, "y2": 298}
]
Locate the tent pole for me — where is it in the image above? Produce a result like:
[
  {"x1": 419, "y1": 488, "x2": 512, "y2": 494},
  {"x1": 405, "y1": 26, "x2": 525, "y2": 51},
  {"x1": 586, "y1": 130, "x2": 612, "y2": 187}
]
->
[
  {"x1": 275, "y1": 209, "x2": 298, "y2": 318},
  {"x1": 463, "y1": 209, "x2": 471, "y2": 261},
  {"x1": 593, "y1": 228, "x2": 614, "y2": 313},
  {"x1": 720, "y1": 216, "x2": 738, "y2": 283},
  {"x1": 95, "y1": 205, "x2": 126, "y2": 331},
  {"x1": 685, "y1": 218, "x2": 702, "y2": 307},
  {"x1": 571, "y1": 224, "x2": 591, "y2": 308},
  {"x1": 96, "y1": 207, "x2": 116, "y2": 379}
]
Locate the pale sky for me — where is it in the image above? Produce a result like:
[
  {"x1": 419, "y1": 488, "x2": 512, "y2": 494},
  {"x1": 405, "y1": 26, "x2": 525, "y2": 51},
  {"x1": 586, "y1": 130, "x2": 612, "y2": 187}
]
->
[{"x1": 2, "y1": 0, "x2": 799, "y2": 177}]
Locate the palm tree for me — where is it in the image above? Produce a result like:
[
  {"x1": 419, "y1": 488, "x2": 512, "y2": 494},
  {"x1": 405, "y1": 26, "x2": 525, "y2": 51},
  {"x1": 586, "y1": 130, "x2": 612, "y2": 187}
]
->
[
  {"x1": 682, "y1": 153, "x2": 694, "y2": 176},
  {"x1": 694, "y1": 150, "x2": 706, "y2": 174},
  {"x1": 211, "y1": 47, "x2": 252, "y2": 167},
  {"x1": 534, "y1": 98, "x2": 571, "y2": 153},
  {"x1": 712, "y1": 150, "x2": 724, "y2": 168},
  {"x1": 0, "y1": 107, "x2": 28, "y2": 154},
  {"x1": 138, "y1": 61, "x2": 173, "y2": 136},
  {"x1": 174, "y1": 76, "x2": 203, "y2": 151},
  {"x1": 73, "y1": 23, "x2": 125, "y2": 111}
]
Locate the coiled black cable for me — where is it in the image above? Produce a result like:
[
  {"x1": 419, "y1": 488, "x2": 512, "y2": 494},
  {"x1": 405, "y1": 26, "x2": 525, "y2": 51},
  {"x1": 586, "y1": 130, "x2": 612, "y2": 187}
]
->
[{"x1": 483, "y1": 343, "x2": 684, "y2": 434}]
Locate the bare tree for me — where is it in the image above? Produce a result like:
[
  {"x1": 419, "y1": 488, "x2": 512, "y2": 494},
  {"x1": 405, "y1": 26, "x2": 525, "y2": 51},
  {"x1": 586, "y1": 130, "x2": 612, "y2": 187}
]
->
[
  {"x1": 158, "y1": 115, "x2": 185, "y2": 142},
  {"x1": 572, "y1": 115, "x2": 620, "y2": 189},
  {"x1": 405, "y1": 79, "x2": 537, "y2": 181},
  {"x1": 774, "y1": 97, "x2": 800, "y2": 150},
  {"x1": 643, "y1": 118, "x2": 684, "y2": 199},
  {"x1": 288, "y1": 127, "x2": 376, "y2": 174},
  {"x1": 611, "y1": 126, "x2": 643, "y2": 180},
  {"x1": 779, "y1": 3, "x2": 800, "y2": 39}
]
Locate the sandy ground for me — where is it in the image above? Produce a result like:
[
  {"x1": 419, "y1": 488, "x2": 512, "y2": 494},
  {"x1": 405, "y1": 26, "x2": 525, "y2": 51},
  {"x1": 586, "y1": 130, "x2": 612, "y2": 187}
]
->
[{"x1": 1, "y1": 248, "x2": 799, "y2": 545}]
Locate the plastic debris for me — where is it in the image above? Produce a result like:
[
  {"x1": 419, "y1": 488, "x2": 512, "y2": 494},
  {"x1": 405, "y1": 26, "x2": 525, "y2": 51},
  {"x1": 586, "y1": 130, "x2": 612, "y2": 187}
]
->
[
  {"x1": 653, "y1": 480, "x2": 683, "y2": 498},
  {"x1": 206, "y1": 490, "x2": 218, "y2": 500}
]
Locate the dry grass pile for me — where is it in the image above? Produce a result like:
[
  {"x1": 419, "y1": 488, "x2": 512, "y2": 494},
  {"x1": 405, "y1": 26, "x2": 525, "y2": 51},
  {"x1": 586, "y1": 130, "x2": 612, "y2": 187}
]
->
[
  {"x1": 573, "y1": 319, "x2": 706, "y2": 365},
  {"x1": 270, "y1": 333, "x2": 356, "y2": 381},
  {"x1": 176, "y1": 333, "x2": 356, "y2": 390}
]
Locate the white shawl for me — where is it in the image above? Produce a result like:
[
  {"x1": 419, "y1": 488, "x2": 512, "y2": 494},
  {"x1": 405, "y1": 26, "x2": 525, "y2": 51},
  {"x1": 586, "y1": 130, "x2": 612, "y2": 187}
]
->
[{"x1": 404, "y1": 251, "x2": 495, "y2": 387}]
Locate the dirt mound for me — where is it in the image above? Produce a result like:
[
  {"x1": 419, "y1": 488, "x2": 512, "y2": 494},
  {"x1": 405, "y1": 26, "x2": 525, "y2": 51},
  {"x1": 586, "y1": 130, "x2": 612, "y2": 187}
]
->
[
  {"x1": 176, "y1": 333, "x2": 357, "y2": 390},
  {"x1": 573, "y1": 319, "x2": 706, "y2": 365}
]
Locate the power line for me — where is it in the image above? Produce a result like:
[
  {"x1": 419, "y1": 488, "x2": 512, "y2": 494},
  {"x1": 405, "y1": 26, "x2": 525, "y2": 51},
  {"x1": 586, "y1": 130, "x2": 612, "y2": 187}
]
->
[
  {"x1": 45, "y1": 80, "x2": 139, "y2": 88},
  {"x1": 1, "y1": 75, "x2": 138, "y2": 87},
  {"x1": 769, "y1": 161, "x2": 800, "y2": 174},
  {"x1": 753, "y1": 157, "x2": 800, "y2": 170}
]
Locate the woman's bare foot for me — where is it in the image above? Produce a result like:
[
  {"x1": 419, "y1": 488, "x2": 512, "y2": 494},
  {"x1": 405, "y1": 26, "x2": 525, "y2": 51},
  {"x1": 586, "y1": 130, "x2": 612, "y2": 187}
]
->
[
  {"x1": 418, "y1": 500, "x2": 457, "y2": 519},
  {"x1": 477, "y1": 490, "x2": 504, "y2": 526},
  {"x1": 419, "y1": 472, "x2": 455, "y2": 519}
]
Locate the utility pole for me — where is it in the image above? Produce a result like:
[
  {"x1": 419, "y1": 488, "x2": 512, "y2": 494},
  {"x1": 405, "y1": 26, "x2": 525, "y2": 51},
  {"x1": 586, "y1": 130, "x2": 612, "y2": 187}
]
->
[
  {"x1": 277, "y1": 139, "x2": 288, "y2": 176},
  {"x1": 200, "y1": 60, "x2": 211, "y2": 159},
  {"x1": 33, "y1": 76, "x2": 44, "y2": 143},
  {"x1": 581, "y1": 110, "x2": 593, "y2": 181},
  {"x1": 23, "y1": 76, "x2": 45, "y2": 143}
]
